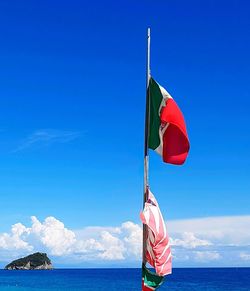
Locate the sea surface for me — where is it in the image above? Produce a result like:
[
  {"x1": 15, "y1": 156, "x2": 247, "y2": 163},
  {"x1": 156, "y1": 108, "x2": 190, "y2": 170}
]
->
[{"x1": 0, "y1": 268, "x2": 250, "y2": 290}]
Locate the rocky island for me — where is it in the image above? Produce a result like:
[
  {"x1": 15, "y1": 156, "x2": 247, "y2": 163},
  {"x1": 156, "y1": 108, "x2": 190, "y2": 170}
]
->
[{"x1": 5, "y1": 252, "x2": 53, "y2": 270}]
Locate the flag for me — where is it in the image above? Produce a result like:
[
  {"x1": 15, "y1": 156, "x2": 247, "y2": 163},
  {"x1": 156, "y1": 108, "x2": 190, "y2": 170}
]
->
[
  {"x1": 140, "y1": 189, "x2": 172, "y2": 276},
  {"x1": 142, "y1": 264, "x2": 164, "y2": 291},
  {"x1": 148, "y1": 77, "x2": 190, "y2": 165}
]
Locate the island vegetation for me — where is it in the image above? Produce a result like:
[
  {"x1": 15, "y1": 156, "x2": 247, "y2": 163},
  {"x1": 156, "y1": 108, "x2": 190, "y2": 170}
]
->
[{"x1": 5, "y1": 252, "x2": 53, "y2": 270}]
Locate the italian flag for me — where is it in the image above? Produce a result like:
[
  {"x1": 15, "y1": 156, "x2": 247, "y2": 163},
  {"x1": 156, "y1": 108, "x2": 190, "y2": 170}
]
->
[{"x1": 148, "y1": 77, "x2": 190, "y2": 165}]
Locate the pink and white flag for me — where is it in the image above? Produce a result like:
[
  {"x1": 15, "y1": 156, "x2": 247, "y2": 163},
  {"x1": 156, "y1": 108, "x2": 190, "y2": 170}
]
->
[{"x1": 140, "y1": 189, "x2": 172, "y2": 276}]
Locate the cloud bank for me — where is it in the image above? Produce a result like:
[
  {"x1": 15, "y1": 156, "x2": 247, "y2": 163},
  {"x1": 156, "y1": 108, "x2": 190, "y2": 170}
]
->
[{"x1": 0, "y1": 215, "x2": 250, "y2": 267}]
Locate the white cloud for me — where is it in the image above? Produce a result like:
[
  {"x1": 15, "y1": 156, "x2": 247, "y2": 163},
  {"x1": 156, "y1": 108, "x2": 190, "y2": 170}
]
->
[
  {"x1": 13, "y1": 129, "x2": 81, "y2": 152},
  {"x1": 121, "y1": 221, "x2": 142, "y2": 258},
  {"x1": 239, "y1": 252, "x2": 250, "y2": 261},
  {"x1": 194, "y1": 251, "x2": 221, "y2": 262},
  {"x1": 168, "y1": 215, "x2": 250, "y2": 246},
  {"x1": 30, "y1": 216, "x2": 76, "y2": 256},
  {"x1": 71, "y1": 222, "x2": 141, "y2": 262},
  {"x1": 97, "y1": 231, "x2": 125, "y2": 260},
  {"x1": 0, "y1": 223, "x2": 32, "y2": 251},
  {"x1": 0, "y1": 215, "x2": 250, "y2": 267},
  {"x1": 0, "y1": 217, "x2": 139, "y2": 263},
  {"x1": 171, "y1": 232, "x2": 212, "y2": 249}
]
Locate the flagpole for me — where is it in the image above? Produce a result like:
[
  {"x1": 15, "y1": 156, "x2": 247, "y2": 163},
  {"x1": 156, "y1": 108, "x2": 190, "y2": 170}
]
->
[
  {"x1": 144, "y1": 27, "x2": 151, "y2": 177},
  {"x1": 142, "y1": 27, "x2": 151, "y2": 266}
]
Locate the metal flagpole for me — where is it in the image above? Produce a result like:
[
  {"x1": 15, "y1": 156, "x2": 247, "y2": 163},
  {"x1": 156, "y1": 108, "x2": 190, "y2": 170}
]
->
[{"x1": 142, "y1": 27, "x2": 151, "y2": 267}]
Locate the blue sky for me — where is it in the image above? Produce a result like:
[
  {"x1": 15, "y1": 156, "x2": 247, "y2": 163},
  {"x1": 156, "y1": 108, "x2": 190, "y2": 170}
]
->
[{"x1": 0, "y1": 0, "x2": 249, "y2": 267}]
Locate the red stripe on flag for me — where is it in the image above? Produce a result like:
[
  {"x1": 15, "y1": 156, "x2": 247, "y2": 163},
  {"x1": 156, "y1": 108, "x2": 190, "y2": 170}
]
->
[{"x1": 161, "y1": 98, "x2": 190, "y2": 165}]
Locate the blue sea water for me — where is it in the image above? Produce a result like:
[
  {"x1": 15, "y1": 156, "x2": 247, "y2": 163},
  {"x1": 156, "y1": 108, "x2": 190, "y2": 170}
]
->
[{"x1": 0, "y1": 268, "x2": 250, "y2": 290}]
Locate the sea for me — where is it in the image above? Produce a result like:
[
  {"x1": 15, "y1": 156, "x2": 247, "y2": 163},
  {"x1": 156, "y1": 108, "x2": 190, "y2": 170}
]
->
[{"x1": 0, "y1": 268, "x2": 250, "y2": 290}]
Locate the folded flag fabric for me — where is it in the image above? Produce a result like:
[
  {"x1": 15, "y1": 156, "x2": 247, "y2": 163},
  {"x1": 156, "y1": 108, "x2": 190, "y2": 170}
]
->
[
  {"x1": 140, "y1": 189, "x2": 172, "y2": 276},
  {"x1": 148, "y1": 77, "x2": 190, "y2": 165},
  {"x1": 142, "y1": 263, "x2": 164, "y2": 291}
]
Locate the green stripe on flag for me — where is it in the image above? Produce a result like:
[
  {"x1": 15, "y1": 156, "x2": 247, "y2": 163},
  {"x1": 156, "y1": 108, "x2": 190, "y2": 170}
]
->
[
  {"x1": 148, "y1": 78, "x2": 163, "y2": 150},
  {"x1": 142, "y1": 264, "x2": 164, "y2": 290}
]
